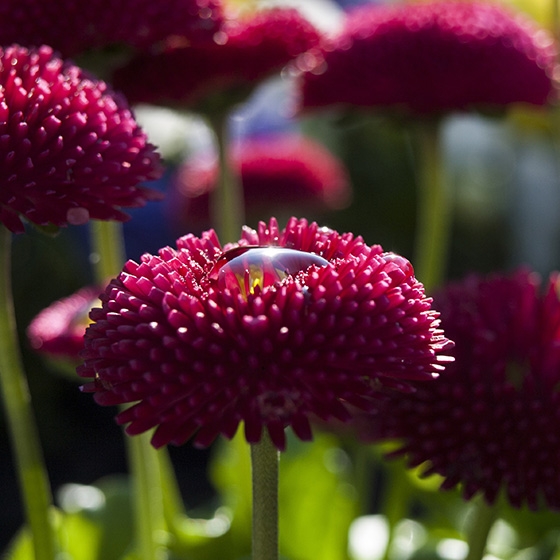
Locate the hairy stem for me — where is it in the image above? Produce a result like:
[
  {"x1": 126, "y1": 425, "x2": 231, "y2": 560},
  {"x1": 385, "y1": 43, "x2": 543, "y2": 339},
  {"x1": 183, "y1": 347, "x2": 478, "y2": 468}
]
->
[{"x1": 251, "y1": 431, "x2": 279, "y2": 560}]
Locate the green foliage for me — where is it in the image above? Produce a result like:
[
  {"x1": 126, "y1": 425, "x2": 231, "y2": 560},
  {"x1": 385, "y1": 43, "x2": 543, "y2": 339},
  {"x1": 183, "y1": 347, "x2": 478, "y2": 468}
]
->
[
  {"x1": 4, "y1": 476, "x2": 133, "y2": 560},
  {"x1": 278, "y1": 437, "x2": 357, "y2": 560},
  {"x1": 5, "y1": 437, "x2": 560, "y2": 560},
  {"x1": 4, "y1": 433, "x2": 357, "y2": 560}
]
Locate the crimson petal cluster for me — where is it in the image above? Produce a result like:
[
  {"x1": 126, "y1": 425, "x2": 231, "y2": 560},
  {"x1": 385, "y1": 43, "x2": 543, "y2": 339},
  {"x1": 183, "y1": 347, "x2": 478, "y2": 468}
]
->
[
  {"x1": 112, "y1": 8, "x2": 322, "y2": 109},
  {"x1": 361, "y1": 269, "x2": 560, "y2": 509},
  {"x1": 0, "y1": 0, "x2": 223, "y2": 57},
  {"x1": 0, "y1": 45, "x2": 162, "y2": 233},
  {"x1": 300, "y1": 1, "x2": 558, "y2": 114},
  {"x1": 78, "y1": 217, "x2": 453, "y2": 451}
]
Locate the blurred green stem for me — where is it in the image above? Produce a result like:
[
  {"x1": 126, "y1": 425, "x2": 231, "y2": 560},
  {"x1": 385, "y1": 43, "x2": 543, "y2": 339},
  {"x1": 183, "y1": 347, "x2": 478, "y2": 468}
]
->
[
  {"x1": 412, "y1": 119, "x2": 451, "y2": 292},
  {"x1": 158, "y1": 445, "x2": 188, "y2": 526},
  {"x1": 0, "y1": 225, "x2": 56, "y2": 560},
  {"x1": 353, "y1": 444, "x2": 373, "y2": 516},
  {"x1": 89, "y1": 220, "x2": 126, "y2": 281},
  {"x1": 208, "y1": 114, "x2": 245, "y2": 244},
  {"x1": 382, "y1": 464, "x2": 411, "y2": 560},
  {"x1": 464, "y1": 498, "x2": 496, "y2": 560},
  {"x1": 128, "y1": 431, "x2": 166, "y2": 560},
  {"x1": 251, "y1": 432, "x2": 279, "y2": 560}
]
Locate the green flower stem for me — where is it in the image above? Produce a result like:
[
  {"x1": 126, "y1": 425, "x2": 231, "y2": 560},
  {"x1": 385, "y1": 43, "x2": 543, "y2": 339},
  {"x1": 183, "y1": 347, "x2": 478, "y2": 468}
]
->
[
  {"x1": 208, "y1": 114, "x2": 245, "y2": 244},
  {"x1": 89, "y1": 221, "x2": 178, "y2": 560},
  {"x1": 412, "y1": 119, "x2": 452, "y2": 292},
  {"x1": 128, "y1": 430, "x2": 166, "y2": 560},
  {"x1": 251, "y1": 431, "x2": 279, "y2": 560},
  {"x1": 0, "y1": 225, "x2": 56, "y2": 560},
  {"x1": 464, "y1": 498, "x2": 497, "y2": 560},
  {"x1": 158, "y1": 444, "x2": 188, "y2": 526},
  {"x1": 353, "y1": 444, "x2": 373, "y2": 516},
  {"x1": 382, "y1": 466, "x2": 412, "y2": 560},
  {"x1": 89, "y1": 220, "x2": 126, "y2": 281}
]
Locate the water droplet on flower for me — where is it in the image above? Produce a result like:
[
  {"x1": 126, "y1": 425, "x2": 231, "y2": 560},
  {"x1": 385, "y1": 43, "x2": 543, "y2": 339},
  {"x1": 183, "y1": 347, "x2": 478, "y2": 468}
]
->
[
  {"x1": 209, "y1": 246, "x2": 329, "y2": 298},
  {"x1": 381, "y1": 253, "x2": 415, "y2": 280}
]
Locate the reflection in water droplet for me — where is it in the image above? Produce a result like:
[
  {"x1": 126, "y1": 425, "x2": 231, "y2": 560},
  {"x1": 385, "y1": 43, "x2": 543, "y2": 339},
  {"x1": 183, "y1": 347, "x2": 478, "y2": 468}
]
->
[
  {"x1": 381, "y1": 253, "x2": 415, "y2": 280},
  {"x1": 209, "y1": 246, "x2": 329, "y2": 298}
]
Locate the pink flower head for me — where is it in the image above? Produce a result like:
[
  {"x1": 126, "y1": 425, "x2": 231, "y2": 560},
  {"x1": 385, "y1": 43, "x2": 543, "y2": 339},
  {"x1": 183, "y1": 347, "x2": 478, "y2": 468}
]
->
[
  {"x1": 0, "y1": 0, "x2": 223, "y2": 57},
  {"x1": 78, "y1": 217, "x2": 453, "y2": 451},
  {"x1": 300, "y1": 1, "x2": 558, "y2": 114},
  {"x1": 0, "y1": 45, "x2": 163, "y2": 233},
  {"x1": 112, "y1": 8, "x2": 322, "y2": 109},
  {"x1": 362, "y1": 269, "x2": 560, "y2": 509},
  {"x1": 28, "y1": 285, "x2": 102, "y2": 361},
  {"x1": 169, "y1": 133, "x2": 352, "y2": 231}
]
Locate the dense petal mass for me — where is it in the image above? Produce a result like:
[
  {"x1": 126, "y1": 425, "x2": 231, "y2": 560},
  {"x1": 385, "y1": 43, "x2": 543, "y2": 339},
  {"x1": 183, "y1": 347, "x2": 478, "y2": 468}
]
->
[
  {"x1": 300, "y1": 1, "x2": 558, "y2": 114},
  {"x1": 78, "y1": 217, "x2": 453, "y2": 451},
  {"x1": 112, "y1": 8, "x2": 322, "y2": 108},
  {"x1": 0, "y1": 45, "x2": 163, "y2": 233},
  {"x1": 361, "y1": 270, "x2": 560, "y2": 509},
  {"x1": 27, "y1": 285, "x2": 103, "y2": 360},
  {"x1": 168, "y1": 133, "x2": 352, "y2": 231},
  {"x1": 0, "y1": 0, "x2": 223, "y2": 57}
]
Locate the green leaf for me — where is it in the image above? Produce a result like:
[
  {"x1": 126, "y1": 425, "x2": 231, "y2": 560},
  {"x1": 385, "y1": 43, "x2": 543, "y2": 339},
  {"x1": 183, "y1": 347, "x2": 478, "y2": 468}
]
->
[
  {"x1": 4, "y1": 476, "x2": 136, "y2": 560},
  {"x1": 209, "y1": 430, "x2": 253, "y2": 558},
  {"x1": 3, "y1": 525, "x2": 34, "y2": 560},
  {"x1": 3, "y1": 507, "x2": 101, "y2": 560},
  {"x1": 279, "y1": 434, "x2": 358, "y2": 560}
]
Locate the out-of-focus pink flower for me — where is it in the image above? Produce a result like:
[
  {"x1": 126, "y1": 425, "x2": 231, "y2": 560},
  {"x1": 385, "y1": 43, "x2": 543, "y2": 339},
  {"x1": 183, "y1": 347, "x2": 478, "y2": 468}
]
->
[
  {"x1": 113, "y1": 8, "x2": 322, "y2": 111},
  {"x1": 360, "y1": 269, "x2": 560, "y2": 510},
  {"x1": 300, "y1": 1, "x2": 558, "y2": 114},
  {"x1": 78, "y1": 217, "x2": 453, "y2": 451},
  {"x1": 0, "y1": 45, "x2": 162, "y2": 233},
  {"x1": 0, "y1": 0, "x2": 223, "y2": 57},
  {"x1": 168, "y1": 133, "x2": 352, "y2": 231},
  {"x1": 28, "y1": 285, "x2": 102, "y2": 361}
]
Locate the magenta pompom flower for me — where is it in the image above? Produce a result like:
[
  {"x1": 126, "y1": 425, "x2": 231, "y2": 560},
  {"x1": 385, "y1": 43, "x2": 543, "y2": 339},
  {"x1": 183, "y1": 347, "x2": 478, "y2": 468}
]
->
[
  {"x1": 0, "y1": 45, "x2": 162, "y2": 233},
  {"x1": 362, "y1": 269, "x2": 560, "y2": 509},
  {"x1": 78, "y1": 217, "x2": 453, "y2": 451},
  {"x1": 112, "y1": 8, "x2": 321, "y2": 110},
  {"x1": 28, "y1": 285, "x2": 102, "y2": 361},
  {"x1": 168, "y1": 133, "x2": 352, "y2": 231},
  {"x1": 300, "y1": 1, "x2": 558, "y2": 114},
  {"x1": 0, "y1": 0, "x2": 223, "y2": 57}
]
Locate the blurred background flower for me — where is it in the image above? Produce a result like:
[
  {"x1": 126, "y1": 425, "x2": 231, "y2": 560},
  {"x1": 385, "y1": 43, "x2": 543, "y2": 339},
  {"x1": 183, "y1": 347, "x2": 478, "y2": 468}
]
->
[
  {"x1": 113, "y1": 7, "x2": 322, "y2": 115},
  {"x1": 27, "y1": 284, "x2": 102, "y2": 363},
  {"x1": 360, "y1": 269, "x2": 560, "y2": 510},
  {"x1": 0, "y1": 0, "x2": 223, "y2": 58},
  {"x1": 166, "y1": 132, "x2": 352, "y2": 233},
  {"x1": 299, "y1": 0, "x2": 558, "y2": 114}
]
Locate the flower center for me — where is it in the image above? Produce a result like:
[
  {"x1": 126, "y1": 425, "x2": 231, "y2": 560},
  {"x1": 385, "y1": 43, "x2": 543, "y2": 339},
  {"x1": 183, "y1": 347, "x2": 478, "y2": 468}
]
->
[{"x1": 209, "y1": 246, "x2": 329, "y2": 297}]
